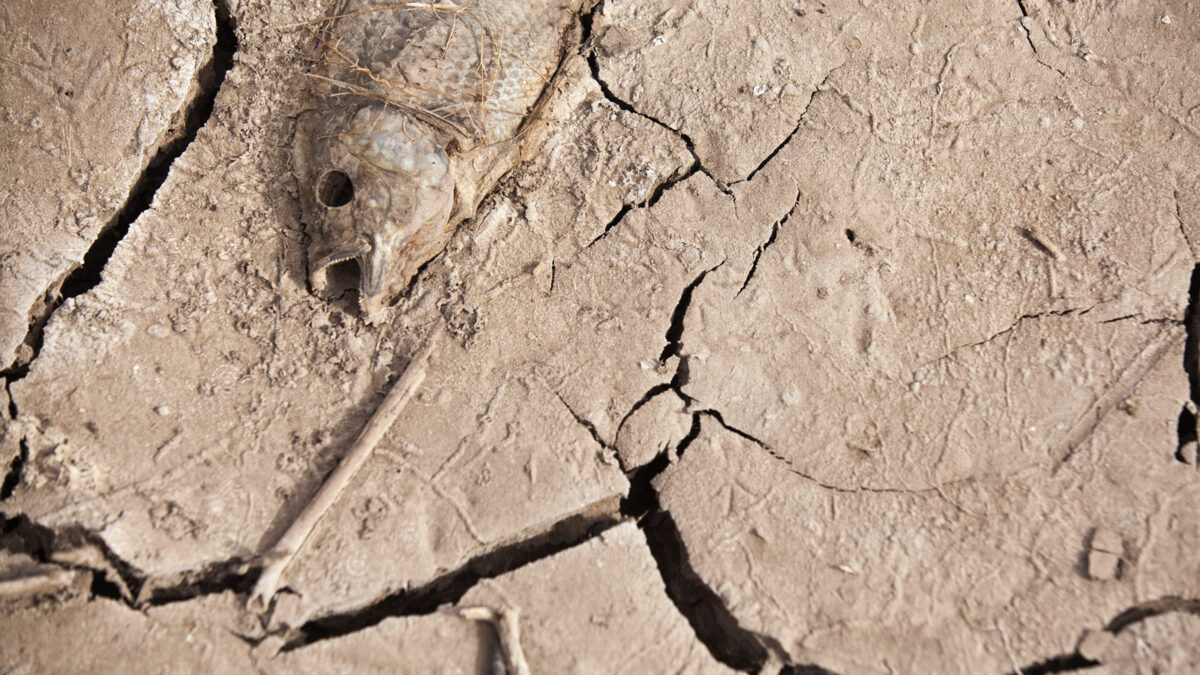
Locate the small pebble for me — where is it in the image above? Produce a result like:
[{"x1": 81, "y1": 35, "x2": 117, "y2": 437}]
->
[
  {"x1": 1086, "y1": 528, "x2": 1122, "y2": 580},
  {"x1": 1087, "y1": 549, "x2": 1119, "y2": 580},
  {"x1": 1091, "y1": 529, "x2": 1122, "y2": 554}
]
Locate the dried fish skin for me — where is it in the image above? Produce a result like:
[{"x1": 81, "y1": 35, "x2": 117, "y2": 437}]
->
[
  {"x1": 306, "y1": 106, "x2": 454, "y2": 320},
  {"x1": 297, "y1": 0, "x2": 582, "y2": 322}
]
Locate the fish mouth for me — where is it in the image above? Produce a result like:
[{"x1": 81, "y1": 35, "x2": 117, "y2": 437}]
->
[
  {"x1": 309, "y1": 249, "x2": 359, "y2": 295},
  {"x1": 310, "y1": 244, "x2": 391, "y2": 323}
]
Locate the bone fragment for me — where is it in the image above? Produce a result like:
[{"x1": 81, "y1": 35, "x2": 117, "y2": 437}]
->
[
  {"x1": 460, "y1": 605, "x2": 531, "y2": 675},
  {"x1": 248, "y1": 341, "x2": 434, "y2": 612}
]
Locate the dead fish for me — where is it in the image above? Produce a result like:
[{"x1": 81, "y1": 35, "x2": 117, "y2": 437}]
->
[{"x1": 295, "y1": 0, "x2": 583, "y2": 322}]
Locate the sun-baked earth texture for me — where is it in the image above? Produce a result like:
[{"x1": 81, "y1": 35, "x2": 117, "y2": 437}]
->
[{"x1": 2, "y1": 0, "x2": 1199, "y2": 673}]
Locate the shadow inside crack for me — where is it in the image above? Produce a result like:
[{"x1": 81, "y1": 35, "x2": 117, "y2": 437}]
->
[
  {"x1": 629, "y1": 410, "x2": 844, "y2": 674},
  {"x1": 0, "y1": 513, "x2": 139, "y2": 602},
  {"x1": 0, "y1": 439, "x2": 26, "y2": 500},
  {"x1": 1008, "y1": 653, "x2": 1099, "y2": 675},
  {"x1": 640, "y1": 510, "x2": 770, "y2": 671},
  {"x1": 1176, "y1": 264, "x2": 1200, "y2": 463},
  {"x1": 1006, "y1": 597, "x2": 1200, "y2": 674},
  {"x1": 287, "y1": 508, "x2": 621, "y2": 649},
  {"x1": 1106, "y1": 597, "x2": 1200, "y2": 633}
]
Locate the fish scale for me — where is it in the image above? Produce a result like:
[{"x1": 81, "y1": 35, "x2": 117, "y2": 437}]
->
[{"x1": 296, "y1": 0, "x2": 581, "y2": 321}]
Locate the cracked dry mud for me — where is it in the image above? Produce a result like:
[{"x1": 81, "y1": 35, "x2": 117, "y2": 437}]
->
[{"x1": 1, "y1": 0, "x2": 1199, "y2": 673}]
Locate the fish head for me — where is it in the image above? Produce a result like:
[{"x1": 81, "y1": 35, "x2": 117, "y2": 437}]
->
[{"x1": 305, "y1": 105, "x2": 455, "y2": 322}]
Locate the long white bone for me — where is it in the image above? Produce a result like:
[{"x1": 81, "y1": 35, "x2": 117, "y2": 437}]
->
[{"x1": 248, "y1": 340, "x2": 434, "y2": 612}]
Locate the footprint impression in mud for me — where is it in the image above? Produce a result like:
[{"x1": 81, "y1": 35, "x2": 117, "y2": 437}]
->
[{"x1": 254, "y1": 2, "x2": 584, "y2": 670}]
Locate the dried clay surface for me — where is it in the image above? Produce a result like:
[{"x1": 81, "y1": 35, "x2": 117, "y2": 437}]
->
[
  {"x1": 1, "y1": 0, "x2": 1200, "y2": 673},
  {"x1": 1077, "y1": 610, "x2": 1200, "y2": 674},
  {"x1": 0, "y1": 522, "x2": 730, "y2": 673},
  {"x1": 0, "y1": 0, "x2": 216, "y2": 370}
]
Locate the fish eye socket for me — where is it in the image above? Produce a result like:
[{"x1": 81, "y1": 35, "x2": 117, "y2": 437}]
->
[{"x1": 316, "y1": 169, "x2": 355, "y2": 208}]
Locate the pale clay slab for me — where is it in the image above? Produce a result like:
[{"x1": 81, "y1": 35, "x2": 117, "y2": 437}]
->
[
  {"x1": 658, "y1": 325, "x2": 1200, "y2": 673},
  {"x1": 0, "y1": 0, "x2": 215, "y2": 369}
]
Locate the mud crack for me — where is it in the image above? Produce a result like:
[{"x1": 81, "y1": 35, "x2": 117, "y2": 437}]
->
[
  {"x1": 574, "y1": 0, "x2": 709, "y2": 248},
  {"x1": 1177, "y1": 265, "x2": 1200, "y2": 463},
  {"x1": 582, "y1": 252, "x2": 794, "y2": 670},
  {"x1": 1012, "y1": 1, "x2": 1065, "y2": 77},
  {"x1": 660, "y1": 263, "x2": 723, "y2": 364},
  {"x1": 1015, "y1": 1, "x2": 1039, "y2": 56},
  {"x1": 616, "y1": 410, "x2": 769, "y2": 671},
  {"x1": 554, "y1": 390, "x2": 612, "y2": 450},
  {"x1": 1008, "y1": 653, "x2": 1099, "y2": 675},
  {"x1": 0, "y1": 511, "x2": 258, "y2": 608},
  {"x1": 737, "y1": 187, "x2": 801, "y2": 296},
  {"x1": 607, "y1": 257, "x2": 832, "y2": 671},
  {"x1": 622, "y1": 410, "x2": 838, "y2": 673},
  {"x1": 640, "y1": 508, "x2": 774, "y2": 671},
  {"x1": 1175, "y1": 190, "x2": 1194, "y2": 257},
  {"x1": 284, "y1": 508, "x2": 621, "y2": 648},
  {"x1": 585, "y1": 156, "x2": 695, "y2": 249},
  {"x1": 579, "y1": 0, "x2": 727, "y2": 197},
  {"x1": 734, "y1": 67, "x2": 842, "y2": 187},
  {"x1": 0, "y1": 438, "x2": 27, "y2": 501},
  {"x1": 0, "y1": 514, "x2": 140, "y2": 604},
  {"x1": 914, "y1": 307, "x2": 1094, "y2": 373},
  {"x1": 1, "y1": 0, "x2": 238, "y2": 379},
  {"x1": 0, "y1": 4, "x2": 242, "y2": 608},
  {"x1": 1006, "y1": 597, "x2": 1200, "y2": 674}
]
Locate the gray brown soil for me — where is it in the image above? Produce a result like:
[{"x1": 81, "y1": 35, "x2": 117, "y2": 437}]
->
[{"x1": 2, "y1": 0, "x2": 1200, "y2": 673}]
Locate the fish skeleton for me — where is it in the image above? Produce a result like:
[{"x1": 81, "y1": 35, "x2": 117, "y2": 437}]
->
[{"x1": 295, "y1": 0, "x2": 583, "y2": 321}]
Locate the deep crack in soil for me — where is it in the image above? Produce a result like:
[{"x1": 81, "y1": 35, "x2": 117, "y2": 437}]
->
[
  {"x1": 286, "y1": 508, "x2": 621, "y2": 648},
  {"x1": 1009, "y1": 653, "x2": 1100, "y2": 675},
  {"x1": 627, "y1": 412, "x2": 840, "y2": 674},
  {"x1": 5, "y1": 0, "x2": 1200, "y2": 672},
  {"x1": 1176, "y1": 264, "x2": 1200, "y2": 461},
  {"x1": 617, "y1": 249, "x2": 832, "y2": 672},
  {"x1": 1, "y1": 514, "x2": 140, "y2": 603},
  {"x1": 1, "y1": 0, "x2": 237, "y2": 381},
  {"x1": 1, "y1": 0, "x2": 242, "y2": 607}
]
